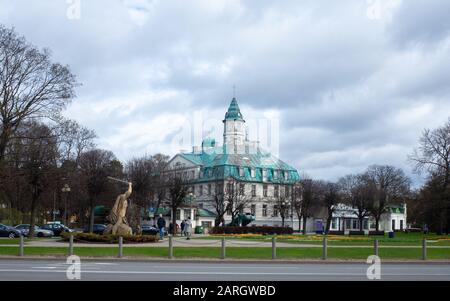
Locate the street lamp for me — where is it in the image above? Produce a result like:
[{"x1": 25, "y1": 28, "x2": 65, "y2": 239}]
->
[{"x1": 62, "y1": 184, "x2": 71, "y2": 225}]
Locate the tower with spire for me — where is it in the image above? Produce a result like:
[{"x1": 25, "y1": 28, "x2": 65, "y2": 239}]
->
[{"x1": 223, "y1": 97, "x2": 245, "y2": 154}]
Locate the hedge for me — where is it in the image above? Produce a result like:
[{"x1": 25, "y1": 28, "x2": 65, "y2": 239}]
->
[
  {"x1": 349, "y1": 231, "x2": 366, "y2": 236},
  {"x1": 210, "y1": 226, "x2": 293, "y2": 235},
  {"x1": 61, "y1": 232, "x2": 159, "y2": 243}
]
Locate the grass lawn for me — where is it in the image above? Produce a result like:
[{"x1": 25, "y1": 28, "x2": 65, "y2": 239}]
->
[
  {"x1": 0, "y1": 245, "x2": 448, "y2": 260},
  {"x1": 197, "y1": 232, "x2": 450, "y2": 246}
]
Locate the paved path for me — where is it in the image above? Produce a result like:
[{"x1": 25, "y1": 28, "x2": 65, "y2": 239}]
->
[{"x1": 0, "y1": 259, "x2": 449, "y2": 281}]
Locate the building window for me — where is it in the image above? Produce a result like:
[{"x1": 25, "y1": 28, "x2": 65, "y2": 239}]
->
[
  {"x1": 262, "y1": 205, "x2": 268, "y2": 217},
  {"x1": 400, "y1": 220, "x2": 404, "y2": 230},
  {"x1": 274, "y1": 185, "x2": 279, "y2": 198},
  {"x1": 285, "y1": 186, "x2": 290, "y2": 198},
  {"x1": 208, "y1": 169, "x2": 212, "y2": 177},
  {"x1": 392, "y1": 219, "x2": 396, "y2": 230},
  {"x1": 251, "y1": 204, "x2": 256, "y2": 215},
  {"x1": 251, "y1": 185, "x2": 256, "y2": 197},
  {"x1": 331, "y1": 218, "x2": 337, "y2": 229},
  {"x1": 239, "y1": 183, "x2": 245, "y2": 196},
  {"x1": 191, "y1": 170, "x2": 195, "y2": 179},
  {"x1": 273, "y1": 205, "x2": 279, "y2": 217},
  {"x1": 184, "y1": 209, "x2": 191, "y2": 219},
  {"x1": 262, "y1": 169, "x2": 267, "y2": 181},
  {"x1": 239, "y1": 167, "x2": 244, "y2": 177},
  {"x1": 227, "y1": 183, "x2": 234, "y2": 194},
  {"x1": 346, "y1": 219, "x2": 351, "y2": 229},
  {"x1": 274, "y1": 170, "x2": 278, "y2": 178},
  {"x1": 198, "y1": 203, "x2": 203, "y2": 209},
  {"x1": 208, "y1": 184, "x2": 212, "y2": 195},
  {"x1": 176, "y1": 209, "x2": 181, "y2": 220},
  {"x1": 199, "y1": 185, "x2": 203, "y2": 196},
  {"x1": 363, "y1": 219, "x2": 369, "y2": 230},
  {"x1": 352, "y1": 219, "x2": 358, "y2": 229},
  {"x1": 251, "y1": 168, "x2": 255, "y2": 178},
  {"x1": 284, "y1": 171, "x2": 288, "y2": 181},
  {"x1": 226, "y1": 203, "x2": 232, "y2": 215},
  {"x1": 263, "y1": 185, "x2": 268, "y2": 197}
]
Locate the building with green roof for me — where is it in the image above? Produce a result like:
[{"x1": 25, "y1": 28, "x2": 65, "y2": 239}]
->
[{"x1": 166, "y1": 97, "x2": 301, "y2": 228}]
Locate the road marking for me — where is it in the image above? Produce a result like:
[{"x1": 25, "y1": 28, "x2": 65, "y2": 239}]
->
[{"x1": 1, "y1": 269, "x2": 450, "y2": 277}]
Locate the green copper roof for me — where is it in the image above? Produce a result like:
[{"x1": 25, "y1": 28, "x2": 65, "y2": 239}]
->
[
  {"x1": 180, "y1": 146, "x2": 300, "y2": 184},
  {"x1": 224, "y1": 97, "x2": 244, "y2": 121}
]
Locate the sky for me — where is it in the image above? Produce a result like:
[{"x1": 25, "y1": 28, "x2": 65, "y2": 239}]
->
[{"x1": 1, "y1": 0, "x2": 449, "y2": 186}]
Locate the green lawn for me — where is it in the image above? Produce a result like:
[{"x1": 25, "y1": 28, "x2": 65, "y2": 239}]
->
[
  {"x1": 0, "y1": 245, "x2": 448, "y2": 260},
  {"x1": 197, "y1": 232, "x2": 450, "y2": 246}
]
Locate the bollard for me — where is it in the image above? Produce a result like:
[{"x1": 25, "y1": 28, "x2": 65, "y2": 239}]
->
[
  {"x1": 19, "y1": 235, "x2": 24, "y2": 257},
  {"x1": 169, "y1": 235, "x2": 173, "y2": 259},
  {"x1": 322, "y1": 237, "x2": 327, "y2": 260},
  {"x1": 69, "y1": 235, "x2": 74, "y2": 256},
  {"x1": 272, "y1": 236, "x2": 277, "y2": 260},
  {"x1": 422, "y1": 238, "x2": 427, "y2": 260},
  {"x1": 221, "y1": 237, "x2": 226, "y2": 259},
  {"x1": 374, "y1": 239, "x2": 378, "y2": 256},
  {"x1": 118, "y1": 236, "x2": 123, "y2": 258}
]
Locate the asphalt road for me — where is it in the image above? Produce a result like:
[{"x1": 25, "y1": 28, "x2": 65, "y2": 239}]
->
[{"x1": 1, "y1": 259, "x2": 450, "y2": 281}]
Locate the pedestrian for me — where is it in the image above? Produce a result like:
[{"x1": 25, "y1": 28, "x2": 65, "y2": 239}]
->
[
  {"x1": 185, "y1": 217, "x2": 192, "y2": 240},
  {"x1": 157, "y1": 214, "x2": 166, "y2": 240},
  {"x1": 423, "y1": 223, "x2": 429, "y2": 235},
  {"x1": 180, "y1": 220, "x2": 185, "y2": 236}
]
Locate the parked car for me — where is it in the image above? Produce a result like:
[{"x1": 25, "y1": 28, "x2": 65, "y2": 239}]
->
[
  {"x1": 14, "y1": 224, "x2": 54, "y2": 237},
  {"x1": 41, "y1": 223, "x2": 73, "y2": 236},
  {"x1": 141, "y1": 225, "x2": 159, "y2": 236},
  {"x1": 83, "y1": 224, "x2": 107, "y2": 235},
  {"x1": 0, "y1": 223, "x2": 22, "y2": 238}
]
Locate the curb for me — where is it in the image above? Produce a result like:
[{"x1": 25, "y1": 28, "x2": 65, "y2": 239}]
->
[{"x1": 1, "y1": 255, "x2": 449, "y2": 265}]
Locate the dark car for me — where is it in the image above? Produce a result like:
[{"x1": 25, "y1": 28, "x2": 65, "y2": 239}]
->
[
  {"x1": 0, "y1": 223, "x2": 22, "y2": 238},
  {"x1": 41, "y1": 223, "x2": 73, "y2": 236},
  {"x1": 141, "y1": 225, "x2": 159, "y2": 236},
  {"x1": 14, "y1": 224, "x2": 54, "y2": 237},
  {"x1": 83, "y1": 224, "x2": 107, "y2": 235}
]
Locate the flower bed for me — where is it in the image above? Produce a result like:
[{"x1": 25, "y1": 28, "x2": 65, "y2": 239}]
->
[
  {"x1": 211, "y1": 226, "x2": 294, "y2": 235},
  {"x1": 61, "y1": 232, "x2": 159, "y2": 243}
]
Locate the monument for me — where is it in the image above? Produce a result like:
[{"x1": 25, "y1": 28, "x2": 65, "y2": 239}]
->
[{"x1": 103, "y1": 177, "x2": 133, "y2": 235}]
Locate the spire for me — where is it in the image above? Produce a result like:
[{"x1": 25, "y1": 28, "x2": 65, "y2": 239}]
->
[{"x1": 224, "y1": 97, "x2": 244, "y2": 122}]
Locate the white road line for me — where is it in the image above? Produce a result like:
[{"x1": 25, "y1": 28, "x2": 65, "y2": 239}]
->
[{"x1": 0, "y1": 269, "x2": 450, "y2": 276}]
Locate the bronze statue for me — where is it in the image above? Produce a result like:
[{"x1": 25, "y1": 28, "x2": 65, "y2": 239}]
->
[{"x1": 104, "y1": 180, "x2": 133, "y2": 236}]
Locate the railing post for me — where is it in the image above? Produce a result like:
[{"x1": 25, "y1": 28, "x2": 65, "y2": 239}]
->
[
  {"x1": 221, "y1": 237, "x2": 226, "y2": 259},
  {"x1": 169, "y1": 235, "x2": 173, "y2": 259},
  {"x1": 69, "y1": 235, "x2": 74, "y2": 256},
  {"x1": 322, "y1": 236, "x2": 327, "y2": 260},
  {"x1": 272, "y1": 236, "x2": 277, "y2": 260},
  {"x1": 19, "y1": 235, "x2": 24, "y2": 257},
  {"x1": 422, "y1": 238, "x2": 427, "y2": 260},
  {"x1": 118, "y1": 236, "x2": 123, "y2": 258},
  {"x1": 374, "y1": 239, "x2": 378, "y2": 257}
]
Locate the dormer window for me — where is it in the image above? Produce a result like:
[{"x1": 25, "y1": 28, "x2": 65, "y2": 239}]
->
[
  {"x1": 239, "y1": 167, "x2": 245, "y2": 177},
  {"x1": 251, "y1": 168, "x2": 255, "y2": 178}
]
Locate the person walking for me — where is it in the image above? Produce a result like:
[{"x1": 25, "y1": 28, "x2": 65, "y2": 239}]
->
[
  {"x1": 157, "y1": 214, "x2": 166, "y2": 240},
  {"x1": 185, "y1": 217, "x2": 192, "y2": 240},
  {"x1": 180, "y1": 220, "x2": 186, "y2": 236}
]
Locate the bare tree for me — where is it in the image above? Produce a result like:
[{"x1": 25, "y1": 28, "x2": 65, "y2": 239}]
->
[
  {"x1": 273, "y1": 186, "x2": 291, "y2": 227},
  {"x1": 212, "y1": 182, "x2": 226, "y2": 227},
  {"x1": 78, "y1": 149, "x2": 120, "y2": 233},
  {"x1": 298, "y1": 178, "x2": 322, "y2": 234},
  {"x1": 224, "y1": 178, "x2": 252, "y2": 226},
  {"x1": 410, "y1": 119, "x2": 450, "y2": 233},
  {"x1": 366, "y1": 165, "x2": 410, "y2": 231},
  {"x1": 319, "y1": 181, "x2": 340, "y2": 234},
  {"x1": 339, "y1": 174, "x2": 374, "y2": 231},
  {"x1": 165, "y1": 173, "x2": 189, "y2": 236},
  {"x1": 0, "y1": 26, "x2": 77, "y2": 164}
]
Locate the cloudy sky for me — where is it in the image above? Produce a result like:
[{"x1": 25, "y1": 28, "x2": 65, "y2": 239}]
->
[{"x1": 1, "y1": 0, "x2": 449, "y2": 186}]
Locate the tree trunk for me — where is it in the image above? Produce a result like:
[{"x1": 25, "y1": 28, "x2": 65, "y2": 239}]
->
[
  {"x1": 89, "y1": 204, "x2": 95, "y2": 233},
  {"x1": 302, "y1": 215, "x2": 307, "y2": 235},
  {"x1": 28, "y1": 193, "x2": 38, "y2": 238},
  {"x1": 172, "y1": 206, "x2": 177, "y2": 236},
  {"x1": 325, "y1": 216, "x2": 332, "y2": 234},
  {"x1": 375, "y1": 216, "x2": 380, "y2": 232},
  {"x1": 359, "y1": 217, "x2": 364, "y2": 231}
]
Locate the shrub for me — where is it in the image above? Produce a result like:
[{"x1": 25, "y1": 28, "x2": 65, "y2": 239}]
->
[
  {"x1": 349, "y1": 231, "x2": 366, "y2": 236},
  {"x1": 328, "y1": 231, "x2": 345, "y2": 235},
  {"x1": 61, "y1": 232, "x2": 159, "y2": 243},
  {"x1": 369, "y1": 231, "x2": 385, "y2": 236},
  {"x1": 210, "y1": 226, "x2": 293, "y2": 235}
]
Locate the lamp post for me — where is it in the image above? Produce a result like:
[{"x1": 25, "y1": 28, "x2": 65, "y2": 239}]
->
[{"x1": 62, "y1": 184, "x2": 71, "y2": 226}]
